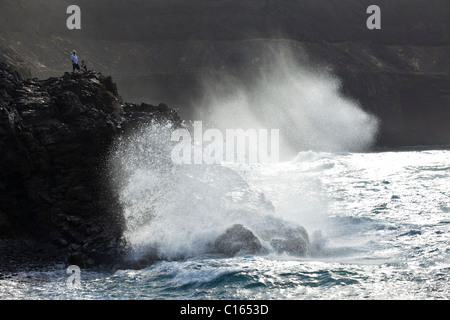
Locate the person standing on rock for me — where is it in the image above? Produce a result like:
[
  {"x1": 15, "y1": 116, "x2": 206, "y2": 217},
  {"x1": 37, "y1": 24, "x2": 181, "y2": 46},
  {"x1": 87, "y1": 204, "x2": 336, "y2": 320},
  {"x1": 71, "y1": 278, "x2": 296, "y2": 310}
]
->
[{"x1": 71, "y1": 50, "x2": 80, "y2": 72}]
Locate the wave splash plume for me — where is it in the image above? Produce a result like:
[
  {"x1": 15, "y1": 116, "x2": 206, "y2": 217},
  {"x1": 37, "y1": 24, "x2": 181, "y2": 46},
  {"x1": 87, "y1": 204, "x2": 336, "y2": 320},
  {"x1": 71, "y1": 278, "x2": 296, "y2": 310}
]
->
[
  {"x1": 109, "y1": 47, "x2": 380, "y2": 267},
  {"x1": 108, "y1": 122, "x2": 316, "y2": 267},
  {"x1": 193, "y1": 45, "x2": 379, "y2": 157}
]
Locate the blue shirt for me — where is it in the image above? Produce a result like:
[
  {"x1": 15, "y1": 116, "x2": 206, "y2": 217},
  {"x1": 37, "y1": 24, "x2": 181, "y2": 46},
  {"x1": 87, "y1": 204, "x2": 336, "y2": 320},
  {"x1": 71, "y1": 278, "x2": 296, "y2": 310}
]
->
[{"x1": 71, "y1": 54, "x2": 78, "y2": 64}]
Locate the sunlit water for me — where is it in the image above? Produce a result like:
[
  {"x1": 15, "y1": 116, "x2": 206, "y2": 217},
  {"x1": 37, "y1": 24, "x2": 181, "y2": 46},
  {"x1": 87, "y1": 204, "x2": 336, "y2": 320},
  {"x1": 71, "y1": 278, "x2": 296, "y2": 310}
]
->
[{"x1": 1, "y1": 148, "x2": 449, "y2": 300}]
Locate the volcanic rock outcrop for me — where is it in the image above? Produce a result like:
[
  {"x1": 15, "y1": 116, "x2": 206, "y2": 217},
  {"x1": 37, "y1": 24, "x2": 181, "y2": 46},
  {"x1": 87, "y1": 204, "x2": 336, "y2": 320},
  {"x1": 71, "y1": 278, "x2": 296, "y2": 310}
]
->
[{"x1": 0, "y1": 62, "x2": 180, "y2": 269}]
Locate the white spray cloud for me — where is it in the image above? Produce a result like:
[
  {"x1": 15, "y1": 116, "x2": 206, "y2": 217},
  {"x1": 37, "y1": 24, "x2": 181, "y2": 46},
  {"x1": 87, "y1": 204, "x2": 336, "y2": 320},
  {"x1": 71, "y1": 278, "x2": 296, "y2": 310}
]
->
[
  {"x1": 193, "y1": 46, "x2": 379, "y2": 158},
  {"x1": 109, "y1": 122, "x2": 279, "y2": 261},
  {"x1": 107, "y1": 45, "x2": 379, "y2": 263}
]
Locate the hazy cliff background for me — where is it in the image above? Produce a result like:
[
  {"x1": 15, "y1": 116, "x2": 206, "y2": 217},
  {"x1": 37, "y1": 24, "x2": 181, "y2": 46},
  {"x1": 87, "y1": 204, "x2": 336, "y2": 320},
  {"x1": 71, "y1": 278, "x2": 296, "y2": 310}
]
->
[{"x1": 1, "y1": 0, "x2": 449, "y2": 146}]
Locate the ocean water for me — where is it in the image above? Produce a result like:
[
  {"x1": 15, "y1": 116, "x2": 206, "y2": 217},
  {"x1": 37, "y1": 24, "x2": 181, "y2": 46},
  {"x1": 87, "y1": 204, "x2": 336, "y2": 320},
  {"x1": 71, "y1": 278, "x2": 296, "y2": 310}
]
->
[{"x1": 1, "y1": 147, "x2": 449, "y2": 300}]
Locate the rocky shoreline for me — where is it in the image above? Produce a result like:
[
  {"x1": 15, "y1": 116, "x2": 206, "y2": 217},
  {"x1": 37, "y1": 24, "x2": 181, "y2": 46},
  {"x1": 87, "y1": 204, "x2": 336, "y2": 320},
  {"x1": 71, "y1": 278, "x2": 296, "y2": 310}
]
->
[{"x1": 0, "y1": 62, "x2": 180, "y2": 271}]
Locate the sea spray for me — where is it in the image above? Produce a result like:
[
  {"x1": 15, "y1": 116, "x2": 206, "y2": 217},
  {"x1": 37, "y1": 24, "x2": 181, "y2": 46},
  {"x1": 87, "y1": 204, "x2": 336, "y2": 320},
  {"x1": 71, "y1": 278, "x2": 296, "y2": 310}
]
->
[
  {"x1": 108, "y1": 121, "x2": 313, "y2": 264},
  {"x1": 192, "y1": 45, "x2": 379, "y2": 157},
  {"x1": 107, "y1": 46, "x2": 380, "y2": 265}
]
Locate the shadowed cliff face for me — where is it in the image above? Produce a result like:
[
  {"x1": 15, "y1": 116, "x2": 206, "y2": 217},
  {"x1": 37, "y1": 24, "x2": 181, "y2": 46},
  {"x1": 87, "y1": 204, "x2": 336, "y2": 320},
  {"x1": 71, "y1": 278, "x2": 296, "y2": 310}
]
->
[
  {"x1": 0, "y1": 62, "x2": 180, "y2": 268},
  {"x1": 0, "y1": 0, "x2": 449, "y2": 147}
]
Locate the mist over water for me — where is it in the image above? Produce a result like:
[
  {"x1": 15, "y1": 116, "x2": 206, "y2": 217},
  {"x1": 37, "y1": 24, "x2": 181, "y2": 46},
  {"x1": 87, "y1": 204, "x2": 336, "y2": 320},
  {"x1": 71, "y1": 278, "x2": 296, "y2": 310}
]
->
[
  {"x1": 109, "y1": 122, "x2": 282, "y2": 261},
  {"x1": 106, "y1": 46, "x2": 382, "y2": 265},
  {"x1": 193, "y1": 47, "x2": 379, "y2": 157}
]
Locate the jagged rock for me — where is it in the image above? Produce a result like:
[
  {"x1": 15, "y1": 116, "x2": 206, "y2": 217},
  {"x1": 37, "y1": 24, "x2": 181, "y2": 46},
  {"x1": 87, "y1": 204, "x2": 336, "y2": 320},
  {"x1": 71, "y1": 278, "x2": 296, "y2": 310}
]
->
[
  {"x1": 0, "y1": 62, "x2": 181, "y2": 270},
  {"x1": 213, "y1": 224, "x2": 263, "y2": 257},
  {"x1": 270, "y1": 226, "x2": 310, "y2": 256},
  {"x1": 113, "y1": 246, "x2": 160, "y2": 271}
]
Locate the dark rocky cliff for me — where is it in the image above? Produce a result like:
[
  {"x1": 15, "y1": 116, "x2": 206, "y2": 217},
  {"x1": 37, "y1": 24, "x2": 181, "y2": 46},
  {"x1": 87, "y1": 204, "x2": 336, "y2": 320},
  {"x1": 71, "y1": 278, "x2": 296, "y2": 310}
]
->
[{"x1": 0, "y1": 62, "x2": 179, "y2": 269}]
